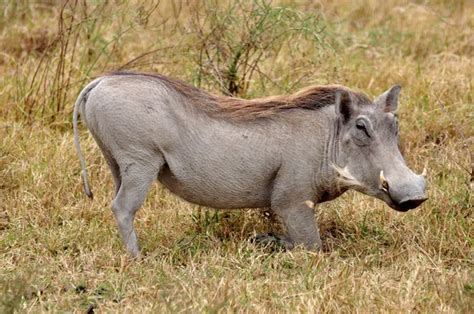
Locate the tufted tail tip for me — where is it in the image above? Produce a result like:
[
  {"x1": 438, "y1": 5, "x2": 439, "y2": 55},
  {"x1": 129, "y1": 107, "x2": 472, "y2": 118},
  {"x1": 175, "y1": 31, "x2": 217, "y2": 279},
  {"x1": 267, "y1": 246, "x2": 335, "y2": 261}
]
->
[
  {"x1": 81, "y1": 172, "x2": 93, "y2": 199},
  {"x1": 85, "y1": 190, "x2": 94, "y2": 200}
]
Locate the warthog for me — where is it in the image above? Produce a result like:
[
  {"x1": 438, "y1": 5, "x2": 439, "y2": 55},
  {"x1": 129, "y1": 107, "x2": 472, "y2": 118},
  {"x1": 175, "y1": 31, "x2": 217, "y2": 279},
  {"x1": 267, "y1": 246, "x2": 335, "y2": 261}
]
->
[{"x1": 73, "y1": 72, "x2": 427, "y2": 257}]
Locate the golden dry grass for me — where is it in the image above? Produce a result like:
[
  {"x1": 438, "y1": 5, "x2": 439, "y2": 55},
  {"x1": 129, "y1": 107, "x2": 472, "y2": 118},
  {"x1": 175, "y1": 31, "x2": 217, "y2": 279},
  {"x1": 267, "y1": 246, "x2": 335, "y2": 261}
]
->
[{"x1": 0, "y1": 0, "x2": 473, "y2": 312}]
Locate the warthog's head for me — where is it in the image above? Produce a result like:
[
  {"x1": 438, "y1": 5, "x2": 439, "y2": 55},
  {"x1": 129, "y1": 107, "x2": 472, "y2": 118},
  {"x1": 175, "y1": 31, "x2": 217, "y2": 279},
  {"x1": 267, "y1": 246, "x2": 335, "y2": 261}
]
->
[{"x1": 333, "y1": 86, "x2": 427, "y2": 212}]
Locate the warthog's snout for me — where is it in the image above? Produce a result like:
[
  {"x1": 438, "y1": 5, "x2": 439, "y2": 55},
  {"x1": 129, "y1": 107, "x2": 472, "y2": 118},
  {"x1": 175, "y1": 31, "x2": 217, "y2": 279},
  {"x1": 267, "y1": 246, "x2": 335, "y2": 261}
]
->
[{"x1": 383, "y1": 171, "x2": 428, "y2": 212}]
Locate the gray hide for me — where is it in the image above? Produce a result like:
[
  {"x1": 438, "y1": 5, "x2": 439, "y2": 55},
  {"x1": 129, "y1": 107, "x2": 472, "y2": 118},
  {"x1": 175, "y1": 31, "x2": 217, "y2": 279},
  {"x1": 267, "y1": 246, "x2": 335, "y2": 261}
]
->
[{"x1": 73, "y1": 73, "x2": 427, "y2": 257}]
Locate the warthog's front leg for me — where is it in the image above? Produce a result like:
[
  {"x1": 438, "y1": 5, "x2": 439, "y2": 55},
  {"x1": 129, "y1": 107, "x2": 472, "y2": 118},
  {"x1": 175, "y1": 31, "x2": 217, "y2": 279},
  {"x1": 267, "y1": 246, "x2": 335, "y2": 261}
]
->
[
  {"x1": 260, "y1": 176, "x2": 322, "y2": 250},
  {"x1": 255, "y1": 183, "x2": 322, "y2": 250},
  {"x1": 257, "y1": 164, "x2": 322, "y2": 250},
  {"x1": 271, "y1": 201, "x2": 322, "y2": 250}
]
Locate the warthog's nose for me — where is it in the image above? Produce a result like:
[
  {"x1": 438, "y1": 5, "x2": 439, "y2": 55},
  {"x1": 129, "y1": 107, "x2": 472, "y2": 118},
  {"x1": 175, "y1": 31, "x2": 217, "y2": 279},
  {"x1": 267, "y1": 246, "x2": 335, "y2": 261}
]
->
[
  {"x1": 386, "y1": 169, "x2": 427, "y2": 212},
  {"x1": 396, "y1": 196, "x2": 428, "y2": 212}
]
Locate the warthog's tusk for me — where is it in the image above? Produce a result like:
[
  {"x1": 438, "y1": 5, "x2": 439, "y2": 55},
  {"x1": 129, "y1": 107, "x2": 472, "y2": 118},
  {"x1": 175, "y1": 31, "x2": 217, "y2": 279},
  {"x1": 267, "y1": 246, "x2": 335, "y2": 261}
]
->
[
  {"x1": 380, "y1": 170, "x2": 389, "y2": 192},
  {"x1": 421, "y1": 167, "x2": 427, "y2": 177},
  {"x1": 305, "y1": 200, "x2": 315, "y2": 209}
]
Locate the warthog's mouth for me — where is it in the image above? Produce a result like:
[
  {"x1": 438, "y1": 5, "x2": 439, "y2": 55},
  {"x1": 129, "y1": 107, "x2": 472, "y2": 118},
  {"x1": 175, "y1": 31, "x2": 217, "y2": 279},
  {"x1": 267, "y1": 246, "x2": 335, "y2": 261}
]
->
[{"x1": 389, "y1": 196, "x2": 428, "y2": 212}]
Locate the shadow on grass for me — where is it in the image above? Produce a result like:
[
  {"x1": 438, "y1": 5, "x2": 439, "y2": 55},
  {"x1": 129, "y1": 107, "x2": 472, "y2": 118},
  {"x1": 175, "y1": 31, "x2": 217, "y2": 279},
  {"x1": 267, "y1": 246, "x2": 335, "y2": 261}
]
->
[{"x1": 139, "y1": 207, "x2": 400, "y2": 263}]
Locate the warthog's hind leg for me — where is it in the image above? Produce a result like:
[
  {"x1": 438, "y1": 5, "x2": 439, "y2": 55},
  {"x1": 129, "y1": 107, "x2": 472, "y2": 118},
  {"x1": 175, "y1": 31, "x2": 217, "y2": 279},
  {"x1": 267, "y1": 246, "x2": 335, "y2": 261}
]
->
[
  {"x1": 112, "y1": 159, "x2": 162, "y2": 257},
  {"x1": 91, "y1": 134, "x2": 122, "y2": 196}
]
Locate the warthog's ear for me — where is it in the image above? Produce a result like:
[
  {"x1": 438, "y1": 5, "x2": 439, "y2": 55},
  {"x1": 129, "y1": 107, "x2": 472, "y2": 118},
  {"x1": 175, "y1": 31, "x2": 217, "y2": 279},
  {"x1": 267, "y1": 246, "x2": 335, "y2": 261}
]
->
[
  {"x1": 375, "y1": 85, "x2": 401, "y2": 113},
  {"x1": 335, "y1": 90, "x2": 353, "y2": 122}
]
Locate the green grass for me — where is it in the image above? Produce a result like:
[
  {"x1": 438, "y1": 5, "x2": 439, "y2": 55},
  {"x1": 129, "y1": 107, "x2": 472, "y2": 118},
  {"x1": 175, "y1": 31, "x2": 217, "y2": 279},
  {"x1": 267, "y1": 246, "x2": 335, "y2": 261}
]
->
[{"x1": 0, "y1": 0, "x2": 473, "y2": 312}]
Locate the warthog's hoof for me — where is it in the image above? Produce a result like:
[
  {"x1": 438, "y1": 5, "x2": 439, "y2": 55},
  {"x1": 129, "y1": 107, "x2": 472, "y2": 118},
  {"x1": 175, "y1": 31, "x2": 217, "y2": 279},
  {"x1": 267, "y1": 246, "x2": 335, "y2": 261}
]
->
[{"x1": 251, "y1": 233, "x2": 294, "y2": 250}]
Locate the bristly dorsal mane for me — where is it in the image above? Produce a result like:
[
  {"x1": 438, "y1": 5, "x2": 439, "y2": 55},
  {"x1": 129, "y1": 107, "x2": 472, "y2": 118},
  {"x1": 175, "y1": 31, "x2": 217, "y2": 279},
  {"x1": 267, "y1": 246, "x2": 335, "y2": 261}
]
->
[
  {"x1": 215, "y1": 85, "x2": 372, "y2": 119},
  {"x1": 108, "y1": 71, "x2": 372, "y2": 120}
]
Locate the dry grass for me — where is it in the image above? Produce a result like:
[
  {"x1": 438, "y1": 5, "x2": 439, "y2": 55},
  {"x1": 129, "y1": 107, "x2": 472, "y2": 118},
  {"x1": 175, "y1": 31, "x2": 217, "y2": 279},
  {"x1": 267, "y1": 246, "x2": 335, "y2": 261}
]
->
[{"x1": 1, "y1": 0, "x2": 473, "y2": 312}]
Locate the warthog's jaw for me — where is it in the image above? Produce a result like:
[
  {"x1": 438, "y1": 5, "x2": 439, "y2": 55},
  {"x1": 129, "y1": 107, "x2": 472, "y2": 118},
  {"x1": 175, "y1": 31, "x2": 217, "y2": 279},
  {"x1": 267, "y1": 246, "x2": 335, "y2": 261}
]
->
[{"x1": 332, "y1": 165, "x2": 428, "y2": 212}]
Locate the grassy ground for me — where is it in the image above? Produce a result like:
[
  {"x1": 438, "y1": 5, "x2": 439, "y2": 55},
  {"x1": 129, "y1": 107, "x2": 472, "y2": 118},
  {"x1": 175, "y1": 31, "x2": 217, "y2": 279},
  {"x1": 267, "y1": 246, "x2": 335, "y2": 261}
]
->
[{"x1": 1, "y1": 0, "x2": 473, "y2": 312}]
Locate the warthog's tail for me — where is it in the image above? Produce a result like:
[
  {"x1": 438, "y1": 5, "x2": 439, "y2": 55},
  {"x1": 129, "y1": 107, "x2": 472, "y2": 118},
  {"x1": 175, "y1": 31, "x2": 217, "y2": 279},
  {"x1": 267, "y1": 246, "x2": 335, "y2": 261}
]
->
[{"x1": 73, "y1": 78, "x2": 103, "y2": 199}]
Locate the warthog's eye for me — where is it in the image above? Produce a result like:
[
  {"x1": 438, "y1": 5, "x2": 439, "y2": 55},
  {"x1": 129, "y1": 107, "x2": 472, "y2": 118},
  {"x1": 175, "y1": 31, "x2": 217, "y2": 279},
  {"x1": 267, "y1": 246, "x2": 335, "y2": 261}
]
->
[{"x1": 355, "y1": 118, "x2": 371, "y2": 138}]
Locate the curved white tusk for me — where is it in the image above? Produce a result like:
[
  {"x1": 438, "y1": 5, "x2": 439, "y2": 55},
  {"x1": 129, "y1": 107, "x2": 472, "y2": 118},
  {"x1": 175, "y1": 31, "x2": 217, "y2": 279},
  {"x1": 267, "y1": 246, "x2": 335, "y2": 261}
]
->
[
  {"x1": 305, "y1": 200, "x2": 315, "y2": 209},
  {"x1": 380, "y1": 170, "x2": 389, "y2": 191},
  {"x1": 421, "y1": 167, "x2": 427, "y2": 177},
  {"x1": 380, "y1": 170, "x2": 387, "y2": 183}
]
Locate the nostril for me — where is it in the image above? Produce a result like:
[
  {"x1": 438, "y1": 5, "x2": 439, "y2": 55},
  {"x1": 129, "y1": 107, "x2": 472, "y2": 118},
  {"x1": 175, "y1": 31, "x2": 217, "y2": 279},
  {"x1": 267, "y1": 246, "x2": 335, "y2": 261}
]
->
[{"x1": 398, "y1": 197, "x2": 427, "y2": 211}]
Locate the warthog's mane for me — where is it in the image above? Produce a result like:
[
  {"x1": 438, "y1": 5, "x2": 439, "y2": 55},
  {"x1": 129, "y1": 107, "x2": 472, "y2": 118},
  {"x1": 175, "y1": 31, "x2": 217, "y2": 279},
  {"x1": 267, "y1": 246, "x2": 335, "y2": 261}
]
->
[{"x1": 109, "y1": 71, "x2": 372, "y2": 120}]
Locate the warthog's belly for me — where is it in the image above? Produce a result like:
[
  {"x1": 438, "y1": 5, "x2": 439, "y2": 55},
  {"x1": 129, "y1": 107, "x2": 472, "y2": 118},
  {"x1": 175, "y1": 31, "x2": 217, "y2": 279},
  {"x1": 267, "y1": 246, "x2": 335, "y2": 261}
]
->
[{"x1": 157, "y1": 161, "x2": 273, "y2": 209}]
